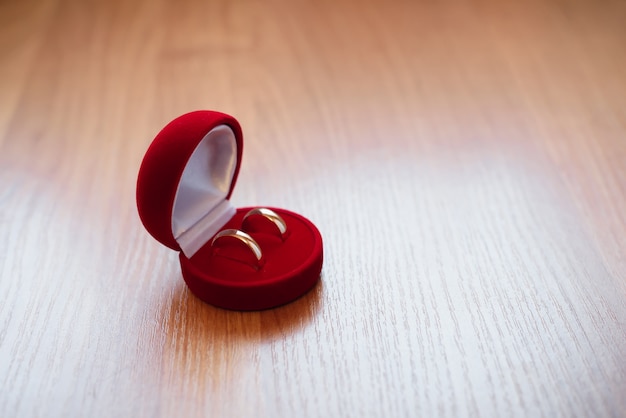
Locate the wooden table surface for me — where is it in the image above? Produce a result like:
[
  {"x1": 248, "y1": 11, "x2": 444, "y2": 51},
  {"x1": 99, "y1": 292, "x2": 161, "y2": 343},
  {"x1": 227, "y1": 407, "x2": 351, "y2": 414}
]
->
[{"x1": 1, "y1": 0, "x2": 625, "y2": 416}]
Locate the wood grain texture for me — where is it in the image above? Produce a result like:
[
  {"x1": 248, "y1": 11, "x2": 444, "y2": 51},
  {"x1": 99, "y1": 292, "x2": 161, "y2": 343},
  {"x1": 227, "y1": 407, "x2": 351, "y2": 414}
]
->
[{"x1": 1, "y1": 0, "x2": 625, "y2": 416}]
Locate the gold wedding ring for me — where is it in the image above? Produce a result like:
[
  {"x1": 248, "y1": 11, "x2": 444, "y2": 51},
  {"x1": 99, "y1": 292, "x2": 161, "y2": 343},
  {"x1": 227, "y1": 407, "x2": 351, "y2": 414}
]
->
[
  {"x1": 211, "y1": 229, "x2": 263, "y2": 267},
  {"x1": 242, "y1": 208, "x2": 288, "y2": 240}
]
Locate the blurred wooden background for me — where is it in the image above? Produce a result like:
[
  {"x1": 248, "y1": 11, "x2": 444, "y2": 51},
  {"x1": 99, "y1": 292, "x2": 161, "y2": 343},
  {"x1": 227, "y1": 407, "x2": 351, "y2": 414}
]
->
[{"x1": 1, "y1": 0, "x2": 625, "y2": 416}]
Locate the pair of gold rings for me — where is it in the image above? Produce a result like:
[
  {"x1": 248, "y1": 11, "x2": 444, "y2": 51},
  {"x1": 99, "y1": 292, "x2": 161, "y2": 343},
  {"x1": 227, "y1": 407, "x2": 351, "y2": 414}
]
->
[{"x1": 210, "y1": 208, "x2": 288, "y2": 268}]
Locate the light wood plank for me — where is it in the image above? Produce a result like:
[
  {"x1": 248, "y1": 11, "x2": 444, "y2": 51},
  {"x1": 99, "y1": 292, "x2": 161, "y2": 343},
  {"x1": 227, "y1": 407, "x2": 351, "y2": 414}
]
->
[{"x1": 1, "y1": 0, "x2": 625, "y2": 416}]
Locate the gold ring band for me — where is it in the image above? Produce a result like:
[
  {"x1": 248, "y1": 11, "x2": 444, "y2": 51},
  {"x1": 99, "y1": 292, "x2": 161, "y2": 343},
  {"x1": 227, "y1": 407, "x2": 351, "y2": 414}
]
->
[
  {"x1": 211, "y1": 229, "x2": 263, "y2": 263},
  {"x1": 242, "y1": 208, "x2": 288, "y2": 240}
]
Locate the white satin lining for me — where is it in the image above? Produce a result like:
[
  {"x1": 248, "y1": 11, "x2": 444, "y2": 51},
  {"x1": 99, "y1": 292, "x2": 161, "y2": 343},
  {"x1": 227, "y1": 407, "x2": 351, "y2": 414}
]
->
[{"x1": 172, "y1": 125, "x2": 238, "y2": 257}]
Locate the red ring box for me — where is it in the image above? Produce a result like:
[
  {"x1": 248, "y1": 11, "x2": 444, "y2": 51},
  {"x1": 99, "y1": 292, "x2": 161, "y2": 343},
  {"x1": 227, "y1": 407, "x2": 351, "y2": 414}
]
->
[{"x1": 136, "y1": 111, "x2": 323, "y2": 310}]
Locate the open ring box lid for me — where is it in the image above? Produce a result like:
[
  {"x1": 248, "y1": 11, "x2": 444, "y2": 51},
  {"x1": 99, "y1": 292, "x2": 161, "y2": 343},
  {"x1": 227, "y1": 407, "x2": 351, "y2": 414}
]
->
[{"x1": 136, "y1": 111, "x2": 323, "y2": 310}]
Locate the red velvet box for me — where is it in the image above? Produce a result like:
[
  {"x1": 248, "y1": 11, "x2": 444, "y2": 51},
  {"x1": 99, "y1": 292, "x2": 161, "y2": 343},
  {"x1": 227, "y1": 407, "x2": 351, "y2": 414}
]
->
[{"x1": 136, "y1": 111, "x2": 323, "y2": 310}]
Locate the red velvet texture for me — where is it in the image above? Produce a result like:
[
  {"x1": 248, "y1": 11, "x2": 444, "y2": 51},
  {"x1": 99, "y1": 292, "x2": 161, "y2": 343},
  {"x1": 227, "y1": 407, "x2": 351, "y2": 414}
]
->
[
  {"x1": 136, "y1": 110, "x2": 323, "y2": 310},
  {"x1": 181, "y1": 207, "x2": 323, "y2": 311},
  {"x1": 136, "y1": 111, "x2": 243, "y2": 251}
]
